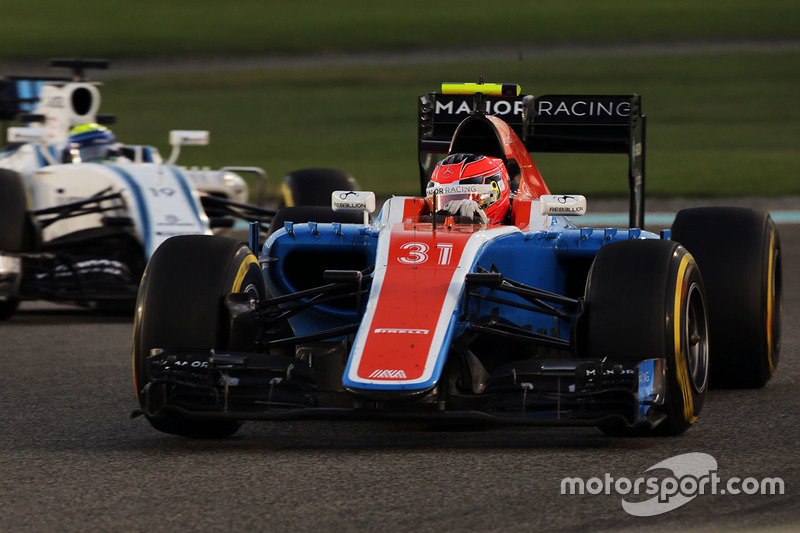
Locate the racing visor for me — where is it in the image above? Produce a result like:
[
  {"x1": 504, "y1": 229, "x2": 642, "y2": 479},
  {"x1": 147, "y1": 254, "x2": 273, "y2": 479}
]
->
[
  {"x1": 425, "y1": 183, "x2": 498, "y2": 213},
  {"x1": 66, "y1": 140, "x2": 119, "y2": 163}
]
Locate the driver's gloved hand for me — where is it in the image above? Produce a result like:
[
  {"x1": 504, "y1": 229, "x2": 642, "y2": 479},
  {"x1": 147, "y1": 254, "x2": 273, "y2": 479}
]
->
[{"x1": 441, "y1": 199, "x2": 488, "y2": 224}]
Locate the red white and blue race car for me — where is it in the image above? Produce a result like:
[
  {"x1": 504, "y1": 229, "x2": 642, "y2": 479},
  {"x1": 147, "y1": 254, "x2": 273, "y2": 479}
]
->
[{"x1": 132, "y1": 82, "x2": 781, "y2": 438}]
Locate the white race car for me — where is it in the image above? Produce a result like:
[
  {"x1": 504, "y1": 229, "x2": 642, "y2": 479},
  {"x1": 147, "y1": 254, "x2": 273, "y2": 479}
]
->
[{"x1": 0, "y1": 59, "x2": 272, "y2": 319}]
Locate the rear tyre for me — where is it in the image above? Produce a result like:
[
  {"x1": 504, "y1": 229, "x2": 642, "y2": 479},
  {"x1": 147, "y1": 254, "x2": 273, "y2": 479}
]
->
[
  {"x1": 280, "y1": 168, "x2": 359, "y2": 207},
  {"x1": 0, "y1": 300, "x2": 18, "y2": 321},
  {"x1": 672, "y1": 207, "x2": 781, "y2": 388},
  {"x1": 585, "y1": 240, "x2": 709, "y2": 436},
  {"x1": 0, "y1": 169, "x2": 30, "y2": 320},
  {"x1": 133, "y1": 235, "x2": 266, "y2": 438}
]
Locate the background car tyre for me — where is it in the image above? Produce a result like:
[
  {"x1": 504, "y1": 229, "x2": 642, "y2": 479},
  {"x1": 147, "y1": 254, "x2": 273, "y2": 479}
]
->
[
  {"x1": 0, "y1": 169, "x2": 29, "y2": 319},
  {"x1": 132, "y1": 235, "x2": 266, "y2": 438},
  {"x1": 672, "y1": 207, "x2": 781, "y2": 388},
  {"x1": 280, "y1": 167, "x2": 360, "y2": 207},
  {"x1": 585, "y1": 239, "x2": 709, "y2": 436}
]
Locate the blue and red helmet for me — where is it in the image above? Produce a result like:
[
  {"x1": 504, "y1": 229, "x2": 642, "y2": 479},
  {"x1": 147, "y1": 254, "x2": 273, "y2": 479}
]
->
[
  {"x1": 427, "y1": 153, "x2": 511, "y2": 224},
  {"x1": 66, "y1": 123, "x2": 118, "y2": 162}
]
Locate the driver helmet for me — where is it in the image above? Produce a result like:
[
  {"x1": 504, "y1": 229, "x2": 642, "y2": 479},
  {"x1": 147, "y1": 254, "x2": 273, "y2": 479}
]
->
[
  {"x1": 65, "y1": 123, "x2": 119, "y2": 162},
  {"x1": 426, "y1": 153, "x2": 511, "y2": 224}
]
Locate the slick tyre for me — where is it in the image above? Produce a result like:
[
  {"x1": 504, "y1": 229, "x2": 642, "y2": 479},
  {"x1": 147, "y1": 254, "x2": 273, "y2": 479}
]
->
[
  {"x1": 0, "y1": 169, "x2": 29, "y2": 320},
  {"x1": 672, "y1": 207, "x2": 781, "y2": 388},
  {"x1": 133, "y1": 235, "x2": 266, "y2": 438},
  {"x1": 280, "y1": 168, "x2": 360, "y2": 208},
  {"x1": 586, "y1": 240, "x2": 709, "y2": 436}
]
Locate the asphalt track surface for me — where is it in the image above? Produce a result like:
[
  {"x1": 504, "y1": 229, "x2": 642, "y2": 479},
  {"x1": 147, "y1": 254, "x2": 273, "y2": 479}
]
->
[{"x1": 1, "y1": 220, "x2": 798, "y2": 533}]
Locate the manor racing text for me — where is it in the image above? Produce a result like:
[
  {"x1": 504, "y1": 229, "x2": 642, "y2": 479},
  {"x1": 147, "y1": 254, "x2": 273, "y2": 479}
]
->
[{"x1": 435, "y1": 99, "x2": 631, "y2": 119}]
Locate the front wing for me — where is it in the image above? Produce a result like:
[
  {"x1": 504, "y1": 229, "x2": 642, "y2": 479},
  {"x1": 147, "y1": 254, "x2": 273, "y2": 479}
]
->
[{"x1": 135, "y1": 348, "x2": 666, "y2": 429}]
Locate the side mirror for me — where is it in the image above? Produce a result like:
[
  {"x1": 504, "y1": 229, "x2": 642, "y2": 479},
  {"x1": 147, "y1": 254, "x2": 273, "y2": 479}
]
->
[
  {"x1": 539, "y1": 195, "x2": 587, "y2": 216},
  {"x1": 8, "y1": 127, "x2": 59, "y2": 165},
  {"x1": 331, "y1": 190, "x2": 376, "y2": 225},
  {"x1": 166, "y1": 130, "x2": 209, "y2": 165},
  {"x1": 169, "y1": 130, "x2": 209, "y2": 146},
  {"x1": 8, "y1": 127, "x2": 47, "y2": 143}
]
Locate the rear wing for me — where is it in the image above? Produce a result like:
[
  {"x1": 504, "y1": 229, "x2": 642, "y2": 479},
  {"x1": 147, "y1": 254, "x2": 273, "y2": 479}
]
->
[
  {"x1": 1, "y1": 59, "x2": 112, "y2": 145},
  {"x1": 0, "y1": 77, "x2": 68, "y2": 121},
  {"x1": 418, "y1": 91, "x2": 646, "y2": 228}
]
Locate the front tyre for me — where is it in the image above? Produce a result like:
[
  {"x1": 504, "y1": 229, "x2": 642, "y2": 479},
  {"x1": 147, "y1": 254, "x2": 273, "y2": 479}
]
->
[
  {"x1": 0, "y1": 169, "x2": 30, "y2": 320},
  {"x1": 133, "y1": 235, "x2": 266, "y2": 438},
  {"x1": 586, "y1": 240, "x2": 709, "y2": 436}
]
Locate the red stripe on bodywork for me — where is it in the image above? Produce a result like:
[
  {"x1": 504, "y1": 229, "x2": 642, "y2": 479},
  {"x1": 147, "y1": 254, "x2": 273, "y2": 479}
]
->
[
  {"x1": 512, "y1": 198, "x2": 533, "y2": 230},
  {"x1": 356, "y1": 226, "x2": 473, "y2": 381}
]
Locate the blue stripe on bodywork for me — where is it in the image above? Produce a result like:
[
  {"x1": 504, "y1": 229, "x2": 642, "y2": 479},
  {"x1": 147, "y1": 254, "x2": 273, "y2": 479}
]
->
[
  {"x1": 32, "y1": 145, "x2": 60, "y2": 167},
  {"x1": 105, "y1": 164, "x2": 152, "y2": 255},
  {"x1": 167, "y1": 166, "x2": 204, "y2": 225},
  {"x1": 33, "y1": 145, "x2": 48, "y2": 167},
  {"x1": 17, "y1": 81, "x2": 39, "y2": 112}
]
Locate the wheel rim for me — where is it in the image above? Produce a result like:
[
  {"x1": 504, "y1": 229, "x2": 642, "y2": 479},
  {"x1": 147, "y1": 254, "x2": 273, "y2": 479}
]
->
[
  {"x1": 241, "y1": 282, "x2": 261, "y2": 300},
  {"x1": 685, "y1": 282, "x2": 709, "y2": 393}
]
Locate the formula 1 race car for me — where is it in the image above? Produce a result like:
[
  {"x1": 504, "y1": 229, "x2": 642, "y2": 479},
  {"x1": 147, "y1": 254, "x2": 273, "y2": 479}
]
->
[
  {"x1": 0, "y1": 59, "x2": 286, "y2": 319},
  {"x1": 132, "y1": 82, "x2": 782, "y2": 438}
]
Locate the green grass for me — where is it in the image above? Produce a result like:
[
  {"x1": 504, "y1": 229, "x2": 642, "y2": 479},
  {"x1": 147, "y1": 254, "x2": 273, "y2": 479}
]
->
[
  {"x1": 4, "y1": 2, "x2": 799, "y2": 199},
  {"x1": 98, "y1": 50, "x2": 800, "y2": 199},
  {"x1": 3, "y1": 0, "x2": 798, "y2": 58}
]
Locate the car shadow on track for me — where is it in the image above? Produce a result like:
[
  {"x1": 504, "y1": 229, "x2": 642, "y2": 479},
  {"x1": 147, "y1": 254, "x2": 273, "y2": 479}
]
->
[
  {"x1": 7, "y1": 302, "x2": 134, "y2": 326},
  {"x1": 117, "y1": 420, "x2": 663, "y2": 453}
]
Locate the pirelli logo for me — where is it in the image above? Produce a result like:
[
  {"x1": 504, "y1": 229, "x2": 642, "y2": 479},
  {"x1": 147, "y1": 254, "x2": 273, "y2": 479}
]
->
[{"x1": 373, "y1": 328, "x2": 429, "y2": 334}]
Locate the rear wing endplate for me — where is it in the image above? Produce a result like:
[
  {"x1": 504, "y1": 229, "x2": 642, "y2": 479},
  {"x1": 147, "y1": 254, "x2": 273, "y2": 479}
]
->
[
  {"x1": 418, "y1": 92, "x2": 646, "y2": 228},
  {"x1": 0, "y1": 77, "x2": 67, "y2": 121}
]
